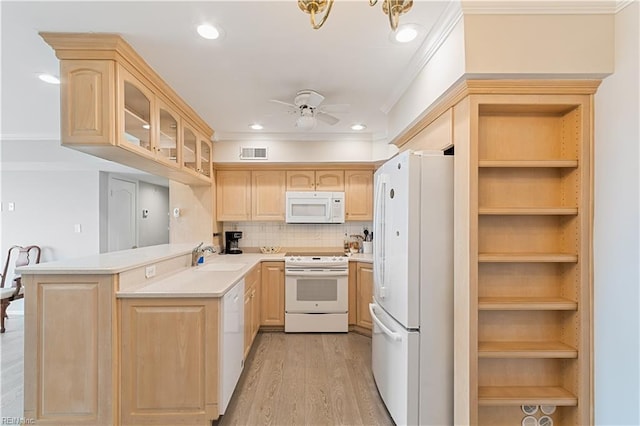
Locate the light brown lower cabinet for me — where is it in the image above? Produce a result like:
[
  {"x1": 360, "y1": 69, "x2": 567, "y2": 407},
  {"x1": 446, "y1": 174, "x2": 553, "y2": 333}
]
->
[
  {"x1": 244, "y1": 264, "x2": 261, "y2": 359},
  {"x1": 348, "y1": 261, "x2": 373, "y2": 334},
  {"x1": 120, "y1": 298, "x2": 220, "y2": 425},
  {"x1": 23, "y1": 274, "x2": 117, "y2": 425},
  {"x1": 260, "y1": 261, "x2": 285, "y2": 327},
  {"x1": 356, "y1": 263, "x2": 373, "y2": 330}
]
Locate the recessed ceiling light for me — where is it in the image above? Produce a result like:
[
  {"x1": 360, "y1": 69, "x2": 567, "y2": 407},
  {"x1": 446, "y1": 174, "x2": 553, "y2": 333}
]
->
[
  {"x1": 395, "y1": 27, "x2": 417, "y2": 43},
  {"x1": 249, "y1": 123, "x2": 264, "y2": 130},
  {"x1": 390, "y1": 24, "x2": 422, "y2": 44},
  {"x1": 197, "y1": 24, "x2": 221, "y2": 40},
  {"x1": 351, "y1": 124, "x2": 367, "y2": 131},
  {"x1": 38, "y1": 73, "x2": 60, "y2": 84}
]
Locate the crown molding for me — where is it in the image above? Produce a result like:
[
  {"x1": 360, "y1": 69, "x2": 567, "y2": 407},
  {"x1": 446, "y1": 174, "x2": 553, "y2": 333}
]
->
[
  {"x1": 390, "y1": 78, "x2": 602, "y2": 148},
  {"x1": 616, "y1": 0, "x2": 635, "y2": 12},
  {"x1": 381, "y1": 1, "x2": 464, "y2": 114},
  {"x1": 460, "y1": 0, "x2": 623, "y2": 15}
]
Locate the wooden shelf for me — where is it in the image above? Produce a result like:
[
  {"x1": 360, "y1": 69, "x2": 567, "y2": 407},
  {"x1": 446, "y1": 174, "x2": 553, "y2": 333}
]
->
[
  {"x1": 478, "y1": 297, "x2": 577, "y2": 310},
  {"x1": 479, "y1": 207, "x2": 578, "y2": 215},
  {"x1": 479, "y1": 160, "x2": 578, "y2": 168},
  {"x1": 478, "y1": 253, "x2": 578, "y2": 263},
  {"x1": 478, "y1": 341, "x2": 578, "y2": 358},
  {"x1": 473, "y1": 96, "x2": 591, "y2": 424},
  {"x1": 478, "y1": 386, "x2": 577, "y2": 406}
]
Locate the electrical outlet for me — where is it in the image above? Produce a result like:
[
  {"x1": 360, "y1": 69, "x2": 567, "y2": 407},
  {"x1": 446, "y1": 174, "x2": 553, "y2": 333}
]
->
[{"x1": 145, "y1": 265, "x2": 156, "y2": 279}]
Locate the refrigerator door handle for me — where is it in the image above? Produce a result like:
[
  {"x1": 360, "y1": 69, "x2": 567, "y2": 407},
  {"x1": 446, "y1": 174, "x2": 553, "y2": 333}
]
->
[
  {"x1": 373, "y1": 175, "x2": 387, "y2": 299},
  {"x1": 369, "y1": 303, "x2": 401, "y2": 342}
]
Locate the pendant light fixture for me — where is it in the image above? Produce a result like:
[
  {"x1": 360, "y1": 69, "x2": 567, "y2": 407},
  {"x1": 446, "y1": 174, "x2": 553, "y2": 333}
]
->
[{"x1": 298, "y1": 0, "x2": 413, "y2": 31}]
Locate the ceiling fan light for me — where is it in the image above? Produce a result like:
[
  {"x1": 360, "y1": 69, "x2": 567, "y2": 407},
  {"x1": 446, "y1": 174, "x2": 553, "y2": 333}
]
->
[
  {"x1": 249, "y1": 123, "x2": 264, "y2": 130},
  {"x1": 296, "y1": 115, "x2": 316, "y2": 130},
  {"x1": 351, "y1": 123, "x2": 367, "y2": 131}
]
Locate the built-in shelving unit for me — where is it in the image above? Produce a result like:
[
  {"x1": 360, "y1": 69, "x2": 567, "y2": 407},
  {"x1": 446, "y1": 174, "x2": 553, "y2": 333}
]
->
[{"x1": 472, "y1": 93, "x2": 594, "y2": 425}]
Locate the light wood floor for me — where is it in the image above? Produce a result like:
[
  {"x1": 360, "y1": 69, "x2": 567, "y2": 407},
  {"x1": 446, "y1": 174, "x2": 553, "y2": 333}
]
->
[
  {"x1": 0, "y1": 314, "x2": 24, "y2": 419},
  {"x1": 218, "y1": 332, "x2": 393, "y2": 426},
  {"x1": 0, "y1": 318, "x2": 393, "y2": 425}
]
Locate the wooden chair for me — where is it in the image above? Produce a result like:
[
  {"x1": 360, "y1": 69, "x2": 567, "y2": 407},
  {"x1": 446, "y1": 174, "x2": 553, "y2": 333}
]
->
[{"x1": 0, "y1": 245, "x2": 41, "y2": 333}]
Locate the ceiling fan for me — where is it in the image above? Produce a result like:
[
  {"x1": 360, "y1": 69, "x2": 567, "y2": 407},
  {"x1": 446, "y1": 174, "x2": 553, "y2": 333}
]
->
[{"x1": 270, "y1": 90, "x2": 349, "y2": 130}]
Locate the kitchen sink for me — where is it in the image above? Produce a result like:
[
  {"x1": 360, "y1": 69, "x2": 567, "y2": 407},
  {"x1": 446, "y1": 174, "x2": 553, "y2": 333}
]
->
[{"x1": 196, "y1": 263, "x2": 246, "y2": 272}]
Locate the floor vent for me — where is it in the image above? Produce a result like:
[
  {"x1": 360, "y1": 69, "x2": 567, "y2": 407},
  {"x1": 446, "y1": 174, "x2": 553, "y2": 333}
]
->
[{"x1": 240, "y1": 147, "x2": 268, "y2": 160}]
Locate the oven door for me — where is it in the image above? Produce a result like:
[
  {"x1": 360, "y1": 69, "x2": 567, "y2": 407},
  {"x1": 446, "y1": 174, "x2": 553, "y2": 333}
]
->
[{"x1": 285, "y1": 268, "x2": 348, "y2": 313}]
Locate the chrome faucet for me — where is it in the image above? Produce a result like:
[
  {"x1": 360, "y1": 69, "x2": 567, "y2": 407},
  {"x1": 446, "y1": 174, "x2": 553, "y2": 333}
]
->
[{"x1": 192, "y1": 242, "x2": 217, "y2": 266}]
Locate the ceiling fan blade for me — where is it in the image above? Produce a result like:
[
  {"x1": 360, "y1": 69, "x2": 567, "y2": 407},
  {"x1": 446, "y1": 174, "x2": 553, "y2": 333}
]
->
[
  {"x1": 305, "y1": 91, "x2": 325, "y2": 108},
  {"x1": 269, "y1": 99, "x2": 297, "y2": 109},
  {"x1": 316, "y1": 111, "x2": 340, "y2": 126},
  {"x1": 318, "y1": 103, "x2": 350, "y2": 114}
]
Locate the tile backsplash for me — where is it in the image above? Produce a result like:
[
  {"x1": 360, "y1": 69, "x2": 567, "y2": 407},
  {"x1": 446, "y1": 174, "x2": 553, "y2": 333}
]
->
[{"x1": 222, "y1": 221, "x2": 373, "y2": 249}]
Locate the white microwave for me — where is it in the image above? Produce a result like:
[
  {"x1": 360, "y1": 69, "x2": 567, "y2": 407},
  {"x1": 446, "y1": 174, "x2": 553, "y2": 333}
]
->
[{"x1": 285, "y1": 191, "x2": 345, "y2": 224}]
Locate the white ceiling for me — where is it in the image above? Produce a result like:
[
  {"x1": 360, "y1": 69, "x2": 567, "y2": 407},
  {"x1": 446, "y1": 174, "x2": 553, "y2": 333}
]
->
[{"x1": 0, "y1": 0, "x2": 451, "y2": 144}]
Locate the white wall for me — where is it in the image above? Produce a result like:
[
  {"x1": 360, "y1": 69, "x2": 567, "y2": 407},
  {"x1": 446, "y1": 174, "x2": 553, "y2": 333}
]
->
[
  {"x1": 387, "y1": 16, "x2": 466, "y2": 143},
  {"x1": 213, "y1": 138, "x2": 378, "y2": 163},
  {"x1": 594, "y1": 2, "x2": 640, "y2": 425},
  {"x1": 138, "y1": 181, "x2": 169, "y2": 247},
  {"x1": 169, "y1": 180, "x2": 213, "y2": 245},
  {"x1": 1, "y1": 170, "x2": 101, "y2": 262}
]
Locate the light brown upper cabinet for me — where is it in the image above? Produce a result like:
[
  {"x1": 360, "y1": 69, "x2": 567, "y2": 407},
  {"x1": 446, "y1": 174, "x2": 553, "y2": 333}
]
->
[
  {"x1": 344, "y1": 170, "x2": 373, "y2": 221},
  {"x1": 182, "y1": 123, "x2": 212, "y2": 180},
  {"x1": 217, "y1": 170, "x2": 285, "y2": 222},
  {"x1": 42, "y1": 33, "x2": 213, "y2": 186},
  {"x1": 252, "y1": 171, "x2": 286, "y2": 221},
  {"x1": 286, "y1": 170, "x2": 344, "y2": 191},
  {"x1": 216, "y1": 170, "x2": 251, "y2": 221},
  {"x1": 156, "y1": 98, "x2": 180, "y2": 167},
  {"x1": 118, "y1": 66, "x2": 155, "y2": 159}
]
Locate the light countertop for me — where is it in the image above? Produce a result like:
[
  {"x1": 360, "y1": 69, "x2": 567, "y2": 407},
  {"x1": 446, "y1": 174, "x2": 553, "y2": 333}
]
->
[
  {"x1": 19, "y1": 244, "x2": 372, "y2": 298},
  {"x1": 18, "y1": 243, "x2": 200, "y2": 274},
  {"x1": 118, "y1": 252, "x2": 285, "y2": 298},
  {"x1": 348, "y1": 253, "x2": 373, "y2": 263}
]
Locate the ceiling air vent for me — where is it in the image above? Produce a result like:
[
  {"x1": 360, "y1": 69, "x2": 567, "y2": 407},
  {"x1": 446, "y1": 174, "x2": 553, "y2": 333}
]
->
[{"x1": 239, "y1": 147, "x2": 268, "y2": 160}]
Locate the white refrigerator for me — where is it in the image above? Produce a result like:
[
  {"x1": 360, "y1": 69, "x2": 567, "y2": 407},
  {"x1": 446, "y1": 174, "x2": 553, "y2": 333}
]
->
[{"x1": 370, "y1": 150, "x2": 453, "y2": 426}]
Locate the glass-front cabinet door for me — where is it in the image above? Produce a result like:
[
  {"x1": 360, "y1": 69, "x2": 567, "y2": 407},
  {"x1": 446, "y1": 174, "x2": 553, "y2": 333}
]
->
[
  {"x1": 199, "y1": 138, "x2": 212, "y2": 178},
  {"x1": 119, "y1": 67, "x2": 154, "y2": 156},
  {"x1": 183, "y1": 125, "x2": 198, "y2": 173},
  {"x1": 157, "y1": 100, "x2": 180, "y2": 167}
]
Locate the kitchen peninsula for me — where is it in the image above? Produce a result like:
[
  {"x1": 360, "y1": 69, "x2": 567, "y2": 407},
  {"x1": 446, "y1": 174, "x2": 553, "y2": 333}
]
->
[{"x1": 19, "y1": 244, "x2": 372, "y2": 425}]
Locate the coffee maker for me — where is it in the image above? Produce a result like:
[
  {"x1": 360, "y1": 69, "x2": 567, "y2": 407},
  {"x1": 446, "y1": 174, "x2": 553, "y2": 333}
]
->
[{"x1": 224, "y1": 231, "x2": 243, "y2": 255}]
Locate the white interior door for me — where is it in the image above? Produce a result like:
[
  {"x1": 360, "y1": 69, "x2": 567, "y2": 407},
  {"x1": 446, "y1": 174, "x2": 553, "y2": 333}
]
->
[{"x1": 108, "y1": 177, "x2": 137, "y2": 251}]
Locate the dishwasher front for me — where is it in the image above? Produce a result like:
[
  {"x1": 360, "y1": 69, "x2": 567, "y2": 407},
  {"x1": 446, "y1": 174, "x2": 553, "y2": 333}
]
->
[{"x1": 219, "y1": 278, "x2": 245, "y2": 414}]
